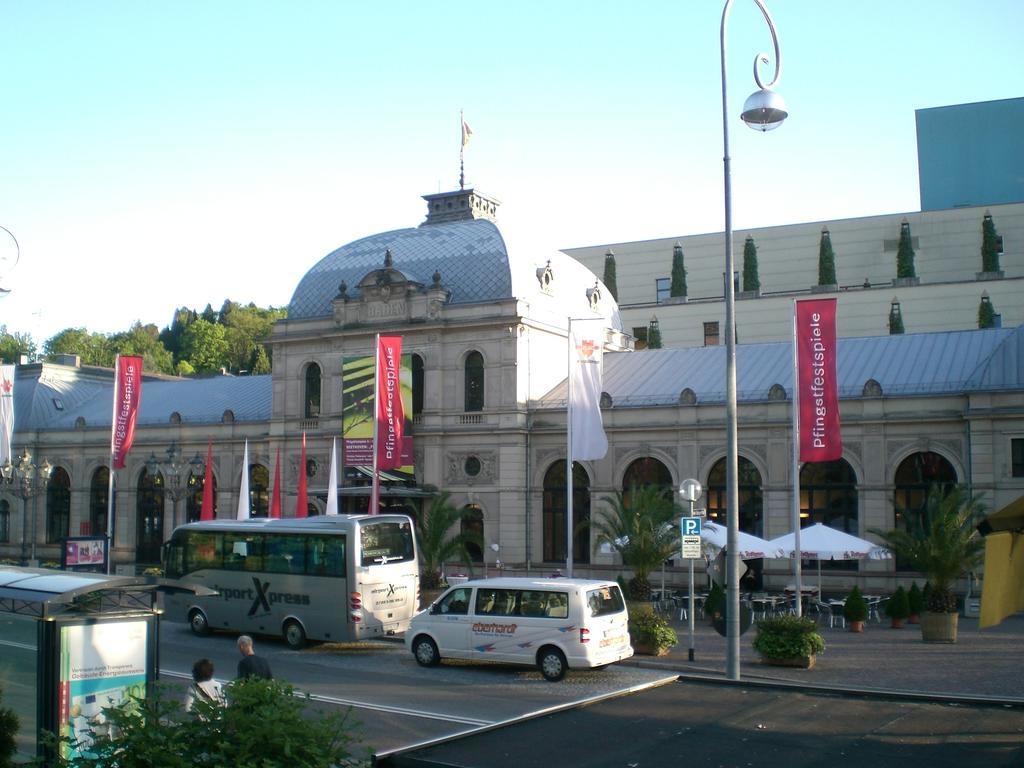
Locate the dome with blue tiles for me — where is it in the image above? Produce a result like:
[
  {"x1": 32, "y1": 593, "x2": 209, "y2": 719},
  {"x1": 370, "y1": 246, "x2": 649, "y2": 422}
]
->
[{"x1": 287, "y1": 188, "x2": 621, "y2": 329}]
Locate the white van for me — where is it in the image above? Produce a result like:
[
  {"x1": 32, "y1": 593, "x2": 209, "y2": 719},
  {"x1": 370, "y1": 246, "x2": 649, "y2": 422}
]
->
[{"x1": 405, "y1": 577, "x2": 633, "y2": 681}]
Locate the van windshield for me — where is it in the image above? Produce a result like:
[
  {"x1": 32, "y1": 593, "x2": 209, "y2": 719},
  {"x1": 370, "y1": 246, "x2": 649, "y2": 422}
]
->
[{"x1": 586, "y1": 585, "x2": 625, "y2": 617}]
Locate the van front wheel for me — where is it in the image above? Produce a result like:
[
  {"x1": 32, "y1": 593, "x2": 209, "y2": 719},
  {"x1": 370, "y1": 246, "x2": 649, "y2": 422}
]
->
[
  {"x1": 538, "y1": 647, "x2": 567, "y2": 682},
  {"x1": 413, "y1": 635, "x2": 440, "y2": 667}
]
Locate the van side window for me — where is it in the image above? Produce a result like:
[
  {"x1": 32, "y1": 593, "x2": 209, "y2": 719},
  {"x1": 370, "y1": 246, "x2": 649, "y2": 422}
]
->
[
  {"x1": 517, "y1": 590, "x2": 568, "y2": 618},
  {"x1": 475, "y1": 589, "x2": 516, "y2": 616},
  {"x1": 439, "y1": 587, "x2": 472, "y2": 615}
]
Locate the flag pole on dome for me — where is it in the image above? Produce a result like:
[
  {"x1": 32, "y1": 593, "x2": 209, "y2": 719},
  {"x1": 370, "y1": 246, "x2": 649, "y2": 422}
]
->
[
  {"x1": 236, "y1": 439, "x2": 250, "y2": 520},
  {"x1": 295, "y1": 432, "x2": 308, "y2": 518},
  {"x1": 200, "y1": 438, "x2": 215, "y2": 521},
  {"x1": 270, "y1": 446, "x2": 282, "y2": 518},
  {"x1": 459, "y1": 110, "x2": 472, "y2": 190},
  {"x1": 325, "y1": 437, "x2": 339, "y2": 516}
]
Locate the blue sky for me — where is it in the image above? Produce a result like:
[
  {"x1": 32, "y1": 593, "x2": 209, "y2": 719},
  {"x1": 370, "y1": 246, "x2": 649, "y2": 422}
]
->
[{"x1": 1, "y1": 1, "x2": 1021, "y2": 344}]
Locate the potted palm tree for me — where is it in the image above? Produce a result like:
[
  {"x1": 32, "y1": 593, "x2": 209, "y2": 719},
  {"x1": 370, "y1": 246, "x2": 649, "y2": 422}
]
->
[
  {"x1": 885, "y1": 586, "x2": 910, "y2": 629},
  {"x1": 872, "y1": 486, "x2": 985, "y2": 643},
  {"x1": 590, "y1": 484, "x2": 682, "y2": 601},
  {"x1": 413, "y1": 491, "x2": 483, "y2": 601},
  {"x1": 843, "y1": 586, "x2": 869, "y2": 632},
  {"x1": 752, "y1": 615, "x2": 825, "y2": 669}
]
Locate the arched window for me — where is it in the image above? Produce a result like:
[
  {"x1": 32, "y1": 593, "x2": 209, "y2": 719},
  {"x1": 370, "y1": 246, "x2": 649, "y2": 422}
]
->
[
  {"x1": 464, "y1": 351, "x2": 484, "y2": 412},
  {"x1": 0, "y1": 500, "x2": 9, "y2": 542},
  {"x1": 90, "y1": 467, "x2": 109, "y2": 537},
  {"x1": 621, "y1": 457, "x2": 673, "y2": 495},
  {"x1": 46, "y1": 467, "x2": 71, "y2": 543},
  {"x1": 462, "y1": 504, "x2": 483, "y2": 563},
  {"x1": 411, "y1": 353, "x2": 425, "y2": 417},
  {"x1": 801, "y1": 459, "x2": 859, "y2": 572},
  {"x1": 304, "y1": 362, "x2": 322, "y2": 418},
  {"x1": 542, "y1": 461, "x2": 591, "y2": 564},
  {"x1": 186, "y1": 470, "x2": 211, "y2": 523},
  {"x1": 894, "y1": 451, "x2": 957, "y2": 571},
  {"x1": 136, "y1": 468, "x2": 165, "y2": 564},
  {"x1": 250, "y1": 463, "x2": 269, "y2": 518},
  {"x1": 705, "y1": 456, "x2": 764, "y2": 536}
]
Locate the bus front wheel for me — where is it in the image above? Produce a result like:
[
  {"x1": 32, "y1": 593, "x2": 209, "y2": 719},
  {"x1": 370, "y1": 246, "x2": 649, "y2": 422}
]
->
[
  {"x1": 283, "y1": 620, "x2": 307, "y2": 650},
  {"x1": 189, "y1": 609, "x2": 211, "y2": 637},
  {"x1": 413, "y1": 635, "x2": 440, "y2": 667}
]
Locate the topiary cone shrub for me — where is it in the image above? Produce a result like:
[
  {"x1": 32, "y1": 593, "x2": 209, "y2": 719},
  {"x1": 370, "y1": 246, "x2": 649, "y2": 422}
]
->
[
  {"x1": 843, "y1": 586, "x2": 869, "y2": 632},
  {"x1": 885, "y1": 586, "x2": 910, "y2": 628},
  {"x1": 907, "y1": 582, "x2": 924, "y2": 624}
]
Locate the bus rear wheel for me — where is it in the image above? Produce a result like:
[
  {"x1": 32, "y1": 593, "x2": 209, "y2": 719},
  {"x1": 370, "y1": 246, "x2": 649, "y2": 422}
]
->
[
  {"x1": 413, "y1": 635, "x2": 440, "y2": 667},
  {"x1": 189, "y1": 609, "x2": 211, "y2": 637},
  {"x1": 283, "y1": 620, "x2": 307, "y2": 650}
]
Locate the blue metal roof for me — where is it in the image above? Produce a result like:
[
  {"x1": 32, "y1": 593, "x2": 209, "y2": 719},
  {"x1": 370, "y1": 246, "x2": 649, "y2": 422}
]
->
[
  {"x1": 539, "y1": 326, "x2": 1024, "y2": 407},
  {"x1": 13, "y1": 370, "x2": 271, "y2": 432},
  {"x1": 288, "y1": 219, "x2": 513, "y2": 319}
]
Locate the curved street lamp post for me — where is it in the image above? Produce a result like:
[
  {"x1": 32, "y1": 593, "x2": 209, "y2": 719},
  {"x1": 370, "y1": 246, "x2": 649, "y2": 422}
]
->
[
  {"x1": 146, "y1": 442, "x2": 204, "y2": 530},
  {"x1": 720, "y1": 0, "x2": 788, "y2": 681}
]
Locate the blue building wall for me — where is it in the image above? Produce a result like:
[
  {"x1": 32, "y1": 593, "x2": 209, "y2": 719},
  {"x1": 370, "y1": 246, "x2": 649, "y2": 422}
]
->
[{"x1": 917, "y1": 97, "x2": 1024, "y2": 211}]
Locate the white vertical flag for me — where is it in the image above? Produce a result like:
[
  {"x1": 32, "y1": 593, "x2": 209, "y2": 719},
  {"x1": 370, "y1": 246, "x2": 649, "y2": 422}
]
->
[
  {"x1": 0, "y1": 365, "x2": 14, "y2": 465},
  {"x1": 236, "y1": 440, "x2": 250, "y2": 520},
  {"x1": 569, "y1": 321, "x2": 608, "y2": 460},
  {"x1": 325, "y1": 437, "x2": 339, "y2": 516}
]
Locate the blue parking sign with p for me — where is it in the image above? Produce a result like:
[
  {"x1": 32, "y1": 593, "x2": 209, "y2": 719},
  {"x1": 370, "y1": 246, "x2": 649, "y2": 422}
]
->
[{"x1": 681, "y1": 517, "x2": 701, "y2": 536}]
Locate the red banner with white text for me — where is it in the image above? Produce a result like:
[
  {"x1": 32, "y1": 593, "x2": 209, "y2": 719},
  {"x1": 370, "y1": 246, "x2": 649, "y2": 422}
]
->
[
  {"x1": 796, "y1": 299, "x2": 842, "y2": 462},
  {"x1": 375, "y1": 336, "x2": 406, "y2": 470},
  {"x1": 111, "y1": 356, "x2": 143, "y2": 469}
]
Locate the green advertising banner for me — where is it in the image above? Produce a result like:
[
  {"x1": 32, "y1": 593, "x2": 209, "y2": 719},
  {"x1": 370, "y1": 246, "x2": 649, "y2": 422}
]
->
[{"x1": 342, "y1": 352, "x2": 414, "y2": 480}]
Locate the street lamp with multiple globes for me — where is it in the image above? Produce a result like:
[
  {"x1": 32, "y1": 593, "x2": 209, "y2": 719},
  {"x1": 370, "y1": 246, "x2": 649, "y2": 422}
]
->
[
  {"x1": 720, "y1": 0, "x2": 788, "y2": 681},
  {"x1": 0, "y1": 448, "x2": 53, "y2": 564},
  {"x1": 145, "y1": 442, "x2": 205, "y2": 529}
]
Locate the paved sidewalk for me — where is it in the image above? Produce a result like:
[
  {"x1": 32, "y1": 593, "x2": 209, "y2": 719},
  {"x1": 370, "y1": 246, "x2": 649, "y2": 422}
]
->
[{"x1": 623, "y1": 610, "x2": 1024, "y2": 701}]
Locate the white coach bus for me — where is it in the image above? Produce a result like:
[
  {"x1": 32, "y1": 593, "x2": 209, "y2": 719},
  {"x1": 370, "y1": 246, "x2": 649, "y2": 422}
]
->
[{"x1": 162, "y1": 514, "x2": 419, "y2": 648}]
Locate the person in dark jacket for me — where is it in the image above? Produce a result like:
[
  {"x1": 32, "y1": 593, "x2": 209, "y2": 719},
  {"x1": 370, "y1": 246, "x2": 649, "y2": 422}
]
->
[{"x1": 236, "y1": 635, "x2": 273, "y2": 680}]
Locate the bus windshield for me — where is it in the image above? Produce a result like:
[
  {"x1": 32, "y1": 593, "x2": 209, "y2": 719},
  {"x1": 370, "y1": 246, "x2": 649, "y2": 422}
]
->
[{"x1": 360, "y1": 519, "x2": 415, "y2": 567}]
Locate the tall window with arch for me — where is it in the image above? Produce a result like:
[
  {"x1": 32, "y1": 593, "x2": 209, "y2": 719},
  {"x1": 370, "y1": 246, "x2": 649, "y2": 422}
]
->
[
  {"x1": 621, "y1": 457, "x2": 673, "y2": 497},
  {"x1": 464, "y1": 351, "x2": 484, "y2": 412},
  {"x1": 136, "y1": 467, "x2": 165, "y2": 564},
  {"x1": 186, "y1": 470, "x2": 210, "y2": 523},
  {"x1": 542, "y1": 460, "x2": 591, "y2": 564},
  {"x1": 461, "y1": 504, "x2": 483, "y2": 563},
  {"x1": 705, "y1": 456, "x2": 764, "y2": 536},
  {"x1": 0, "y1": 499, "x2": 9, "y2": 542},
  {"x1": 89, "y1": 466, "x2": 109, "y2": 538},
  {"x1": 250, "y1": 463, "x2": 269, "y2": 518},
  {"x1": 46, "y1": 467, "x2": 71, "y2": 543},
  {"x1": 304, "y1": 362, "x2": 322, "y2": 419},
  {"x1": 801, "y1": 459, "x2": 859, "y2": 572},
  {"x1": 893, "y1": 451, "x2": 957, "y2": 571}
]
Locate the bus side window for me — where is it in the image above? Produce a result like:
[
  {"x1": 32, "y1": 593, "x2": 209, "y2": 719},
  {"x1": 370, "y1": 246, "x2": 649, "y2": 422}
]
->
[
  {"x1": 266, "y1": 534, "x2": 305, "y2": 574},
  {"x1": 308, "y1": 536, "x2": 345, "y2": 577},
  {"x1": 187, "y1": 533, "x2": 222, "y2": 573}
]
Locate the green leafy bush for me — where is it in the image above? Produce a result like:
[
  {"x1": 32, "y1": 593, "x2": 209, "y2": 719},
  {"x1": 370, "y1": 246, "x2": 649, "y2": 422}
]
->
[
  {"x1": 627, "y1": 603, "x2": 678, "y2": 650},
  {"x1": 0, "y1": 684, "x2": 17, "y2": 768},
  {"x1": 704, "y1": 583, "x2": 725, "y2": 619},
  {"x1": 843, "y1": 586, "x2": 869, "y2": 623},
  {"x1": 39, "y1": 678, "x2": 364, "y2": 768},
  {"x1": 752, "y1": 615, "x2": 825, "y2": 659},
  {"x1": 885, "y1": 586, "x2": 910, "y2": 620}
]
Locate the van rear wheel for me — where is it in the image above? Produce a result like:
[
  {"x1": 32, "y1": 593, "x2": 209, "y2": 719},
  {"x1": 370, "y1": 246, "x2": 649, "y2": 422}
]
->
[
  {"x1": 189, "y1": 609, "x2": 211, "y2": 637},
  {"x1": 413, "y1": 635, "x2": 440, "y2": 667},
  {"x1": 538, "y1": 647, "x2": 567, "y2": 682}
]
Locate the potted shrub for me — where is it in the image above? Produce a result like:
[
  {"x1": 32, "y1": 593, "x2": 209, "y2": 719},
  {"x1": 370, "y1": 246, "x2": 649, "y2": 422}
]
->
[
  {"x1": 704, "y1": 583, "x2": 725, "y2": 622},
  {"x1": 843, "y1": 586, "x2": 869, "y2": 632},
  {"x1": 872, "y1": 486, "x2": 985, "y2": 643},
  {"x1": 628, "y1": 602, "x2": 678, "y2": 656},
  {"x1": 752, "y1": 615, "x2": 825, "y2": 669},
  {"x1": 907, "y1": 582, "x2": 924, "y2": 624},
  {"x1": 885, "y1": 586, "x2": 910, "y2": 629}
]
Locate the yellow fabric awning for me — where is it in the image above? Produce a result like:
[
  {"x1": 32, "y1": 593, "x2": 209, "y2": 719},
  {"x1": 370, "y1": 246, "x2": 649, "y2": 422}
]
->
[{"x1": 979, "y1": 495, "x2": 1024, "y2": 629}]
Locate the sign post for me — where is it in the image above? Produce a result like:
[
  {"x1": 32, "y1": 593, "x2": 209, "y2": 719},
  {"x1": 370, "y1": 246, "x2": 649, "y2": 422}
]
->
[{"x1": 679, "y1": 479, "x2": 703, "y2": 662}]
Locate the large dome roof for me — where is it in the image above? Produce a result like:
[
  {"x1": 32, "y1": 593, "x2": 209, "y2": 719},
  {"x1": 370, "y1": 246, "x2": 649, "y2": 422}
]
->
[{"x1": 287, "y1": 198, "x2": 621, "y2": 329}]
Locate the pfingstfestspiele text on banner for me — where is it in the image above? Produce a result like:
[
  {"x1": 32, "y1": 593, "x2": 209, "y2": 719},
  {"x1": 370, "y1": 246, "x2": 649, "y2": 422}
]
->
[{"x1": 795, "y1": 299, "x2": 841, "y2": 462}]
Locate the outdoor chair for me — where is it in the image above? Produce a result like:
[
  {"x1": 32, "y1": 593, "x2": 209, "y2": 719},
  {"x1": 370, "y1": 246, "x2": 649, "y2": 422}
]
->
[{"x1": 814, "y1": 600, "x2": 845, "y2": 629}]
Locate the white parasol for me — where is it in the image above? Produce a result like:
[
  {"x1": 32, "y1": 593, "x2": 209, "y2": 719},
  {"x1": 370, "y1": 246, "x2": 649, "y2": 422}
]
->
[
  {"x1": 701, "y1": 520, "x2": 783, "y2": 560},
  {"x1": 767, "y1": 523, "x2": 891, "y2": 591}
]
